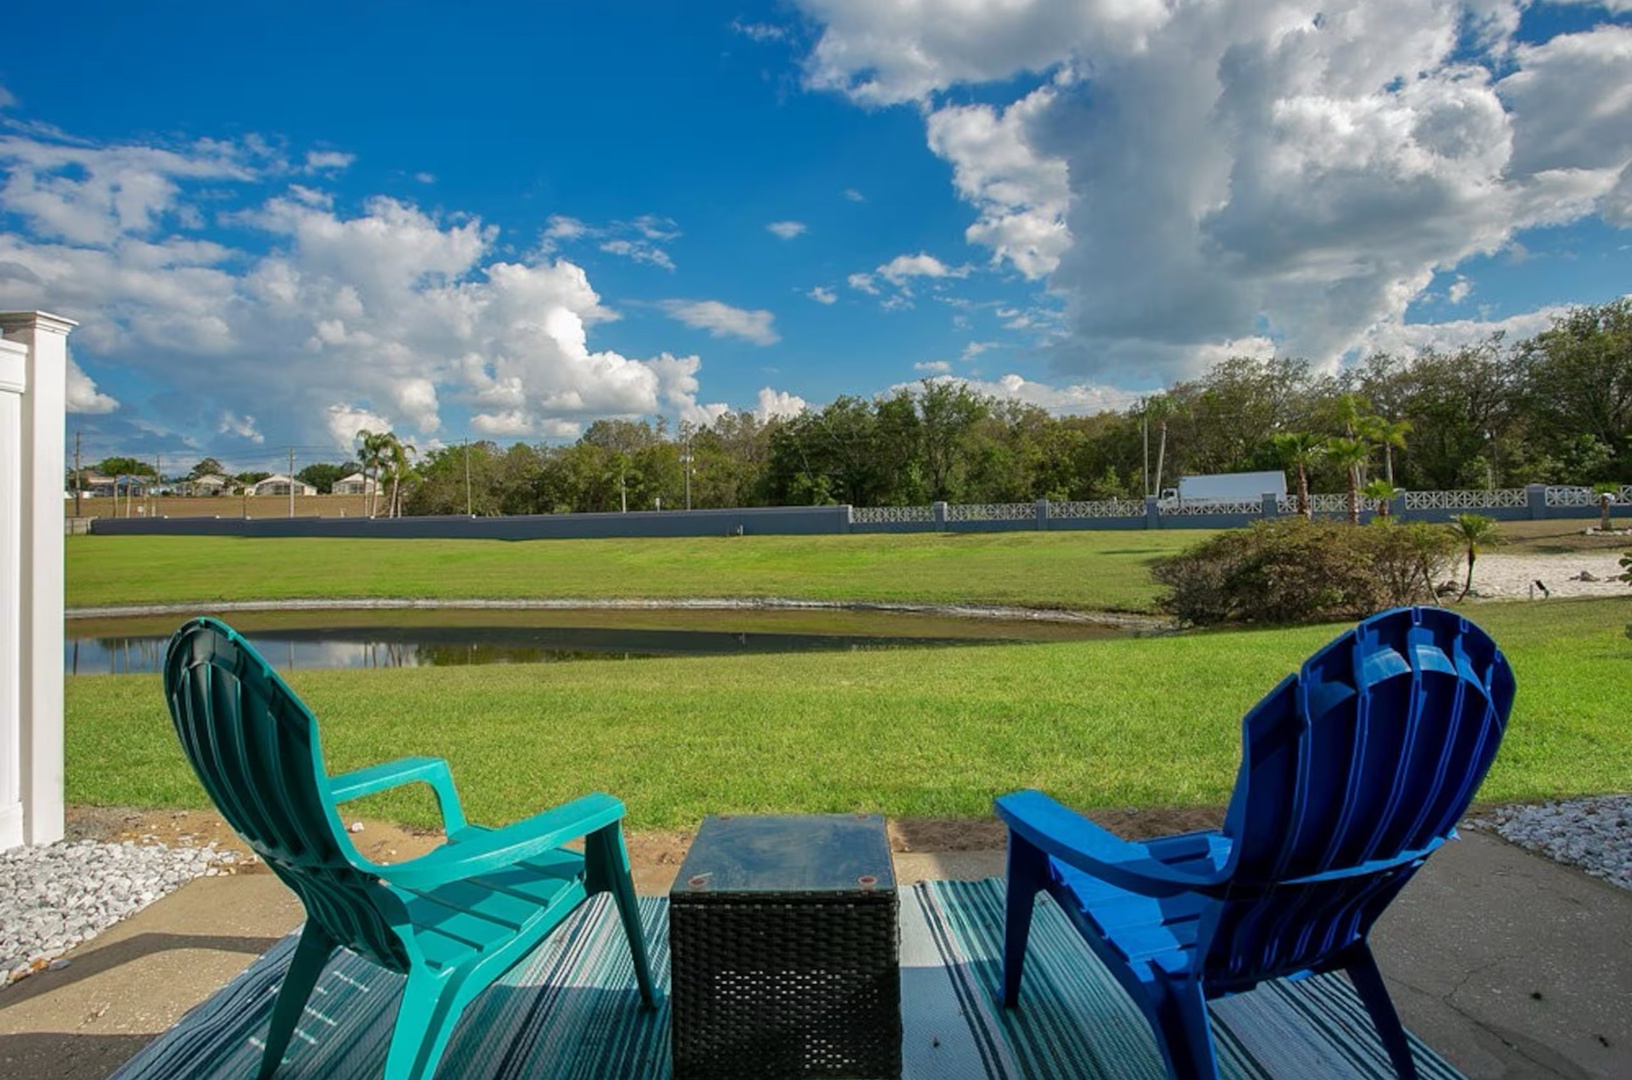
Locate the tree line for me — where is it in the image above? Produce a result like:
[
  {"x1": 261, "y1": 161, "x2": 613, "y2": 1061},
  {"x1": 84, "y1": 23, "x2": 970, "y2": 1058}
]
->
[{"x1": 96, "y1": 299, "x2": 1632, "y2": 516}]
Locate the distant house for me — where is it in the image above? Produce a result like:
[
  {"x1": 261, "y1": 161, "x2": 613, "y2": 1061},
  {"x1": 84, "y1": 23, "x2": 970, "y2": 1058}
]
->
[
  {"x1": 250, "y1": 474, "x2": 317, "y2": 497},
  {"x1": 74, "y1": 471, "x2": 119, "y2": 497},
  {"x1": 190, "y1": 473, "x2": 236, "y2": 496},
  {"x1": 331, "y1": 472, "x2": 378, "y2": 496}
]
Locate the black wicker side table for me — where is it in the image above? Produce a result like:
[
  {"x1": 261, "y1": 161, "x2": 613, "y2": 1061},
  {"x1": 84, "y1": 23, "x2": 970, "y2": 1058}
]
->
[{"x1": 669, "y1": 813, "x2": 901, "y2": 1080}]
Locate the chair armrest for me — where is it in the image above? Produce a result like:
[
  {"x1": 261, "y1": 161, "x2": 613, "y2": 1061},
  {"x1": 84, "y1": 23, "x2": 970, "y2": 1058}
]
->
[
  {"x1": 995, "y1": 790, "x2": 1229, "y2": 898},
  {"x1": 372, "y1": 792, "x2": 626, "y2": 891},
  {"x1": 1274, "y1": 837, "x2": 1445, "y2": 889},
  {"x1": 329, "y1": 756, "x2": 467, "y2": 834}
]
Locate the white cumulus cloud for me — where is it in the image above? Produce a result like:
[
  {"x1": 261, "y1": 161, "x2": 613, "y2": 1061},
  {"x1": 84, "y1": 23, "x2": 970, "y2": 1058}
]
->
[
  {"x1": 600, "y1": 238, "x2": 676, "y2": 270},
  {"x1": 325, "y1": 404, "x2": 394, "y2": 451},
  {"x1": 755, "y1": 386, "x2": 808, "y2": 420},
  {"x1": 767, "y1": 220, "x2": 808, "y2": 239},
  {"x1": 900, "y1": 373, "x2": 1140, "y2": 415},
  {"x1": 796, "y1": 0, "x2": 1632, "y2": 381},
  {"x1": 926, "y1": 87, "x2": 1070, "y2": 278},
  {"x1": 303, "y1": 150, "x2": 355, "y2": 174},
  {"x1": 65, "y1": 356, "x2": 118, "y2": 414},
  {"x1": 877, "y1": 252, "x2": 967, "y2": 287},
  {"x1": 217, "y1": 411, "x2": 263, "y2": 443},
  {"x1": 540, "y1": 214, "x2": 681, "y2": 269},
  {"x1": 733, "y1": 19, "x2": 790, "y2": 43},
  {"x1": 800, "y1": 0, "x2": 1168, "y2": 105},
  {"x1": 660, "y1": 300, "x2": 780, "y2": 345},
  {"x1": 0, "y1": 126, "x2": 731, "y2": 451},
  {"x1": 808, "y1": 285, "x2": 837, "y2": 304},
  {"x1": 471, "y1": 410, "x2": 533, "y2": 436},
  {"x1": 543, "y1": 215, "x2": 591, "y2": 242}
]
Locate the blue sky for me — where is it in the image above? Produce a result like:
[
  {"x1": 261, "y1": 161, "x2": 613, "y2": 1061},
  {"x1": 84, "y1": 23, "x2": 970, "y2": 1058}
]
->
[{"x1": 1, "y1": 0, "x2": 1629, "y2": 472}]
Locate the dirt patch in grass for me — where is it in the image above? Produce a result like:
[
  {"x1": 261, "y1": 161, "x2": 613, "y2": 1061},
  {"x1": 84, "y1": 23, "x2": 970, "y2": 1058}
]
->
[
  {"x1": 1493, "y1": 519, "x2": 1632, "y2": 555},
  {"x1": 65, "y1": 803, "x2": 1229, "y2": 886}
]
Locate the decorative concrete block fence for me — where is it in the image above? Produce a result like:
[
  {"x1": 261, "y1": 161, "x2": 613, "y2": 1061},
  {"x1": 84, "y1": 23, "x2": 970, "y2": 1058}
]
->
[{"x1": 88, "y1": 482, "x2": 1625, "y2": 542}]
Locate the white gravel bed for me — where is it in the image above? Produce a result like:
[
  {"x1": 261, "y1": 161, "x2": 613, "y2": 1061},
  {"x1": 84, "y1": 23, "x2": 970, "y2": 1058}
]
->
[
  {"x1": 0, "y1": 839, "x2": 235, "y2": 988},
  {"x1": 1473, "y1": 796, "x2": 1632, "y2": 891}
]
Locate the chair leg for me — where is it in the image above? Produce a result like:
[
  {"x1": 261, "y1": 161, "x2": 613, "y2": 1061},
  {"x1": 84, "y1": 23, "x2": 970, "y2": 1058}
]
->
[
  {"x1": 585, "y1": 822, "x2": 659, "y2": 1008},
  {"x1": 1150, "y1": 978, "x2": 1220, "y2": 1080},
  {"x1": 382, "y1": 969, "x2": 464, "y2": 1080},
  {"x1": 1344, "y1": 943, "x2": 1419, "y2": 1080},
  {"x1": 1001, "y1": 834, "x2": 1048, "y2": 1008},
  {"x1": 257, "y1": 924, "x2": 335, "y2": 1080}
]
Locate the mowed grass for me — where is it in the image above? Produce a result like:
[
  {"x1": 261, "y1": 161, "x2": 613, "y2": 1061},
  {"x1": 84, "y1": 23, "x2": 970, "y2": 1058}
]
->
[
  {"x1": 66, "y1": 532, "x2": 1198, "y2": 612},
  {"x1": 65, "y1": 598, "x2": 1630, "y2": 830}
]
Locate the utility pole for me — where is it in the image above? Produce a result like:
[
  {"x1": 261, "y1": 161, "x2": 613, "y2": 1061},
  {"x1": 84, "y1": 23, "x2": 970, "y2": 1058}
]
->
[
  {"x1": 288, "y1": 446, "x2": 295, "y2": 518},
  {"x1": 154, "y1": 452, "x2": 162, "y2": 517},
  {"x1": 464, "y1": 438, "x2": 472, "y2": 516},
  {"x1": 73, "y1": 431, "x2": 82, "y2": 519},
  {"x1": 1142, "y1": 403, "x2": 1150, "y2": 498},
  {"x1": 682, "y1": 422, "x2": 692, "y2": 511}
]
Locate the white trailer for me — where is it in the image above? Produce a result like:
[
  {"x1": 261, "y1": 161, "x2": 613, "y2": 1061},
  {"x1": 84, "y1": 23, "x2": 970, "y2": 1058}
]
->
[{"x1": 1159, "y1": 470, "x2": 1287, "y2": 509}]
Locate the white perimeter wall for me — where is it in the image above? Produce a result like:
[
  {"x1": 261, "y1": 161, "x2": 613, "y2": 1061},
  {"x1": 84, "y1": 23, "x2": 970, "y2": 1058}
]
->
[{"x1": 0, "y1": 312, "x2": 76, "y2": 851}]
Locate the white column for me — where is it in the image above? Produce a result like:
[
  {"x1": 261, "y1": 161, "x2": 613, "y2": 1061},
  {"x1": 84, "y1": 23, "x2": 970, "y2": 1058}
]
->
[
  {"x1": 0, "y1": 338, "x2": 26, "y2": 849},
  {"x1": 1, "y1": 311, "x2": 76, "y2": 849}
]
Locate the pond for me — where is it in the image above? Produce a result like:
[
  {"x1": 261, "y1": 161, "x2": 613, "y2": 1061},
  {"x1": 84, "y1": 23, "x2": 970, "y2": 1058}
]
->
[{"x1": 65, "y1": 608, "x2": 1127, "y2": 675}]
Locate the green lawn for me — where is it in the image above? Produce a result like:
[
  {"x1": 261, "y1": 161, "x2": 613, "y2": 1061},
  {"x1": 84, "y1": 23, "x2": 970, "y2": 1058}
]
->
[
  {"x1": 65, "y1": 598, "x2": 1631, "y2": 830},
  {"x1": 66, "y1": 532, "x2": 1200, "y2": 613}
]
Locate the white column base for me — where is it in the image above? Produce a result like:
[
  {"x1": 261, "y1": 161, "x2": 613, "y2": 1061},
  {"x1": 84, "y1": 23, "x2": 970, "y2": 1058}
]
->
[{"x1": 0, "y1": 802, "x2": 21, "y2": 851}]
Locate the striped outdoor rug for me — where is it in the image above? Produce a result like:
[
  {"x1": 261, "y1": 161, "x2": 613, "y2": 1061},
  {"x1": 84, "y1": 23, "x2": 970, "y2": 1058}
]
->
[{"x1": 110, "y1": 879, "x2": 1466, "y2": 1079}]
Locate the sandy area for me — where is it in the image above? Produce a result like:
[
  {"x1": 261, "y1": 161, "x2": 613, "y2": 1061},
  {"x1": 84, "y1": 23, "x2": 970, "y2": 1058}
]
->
[{"x1": 1466, "y1": 553, "x2": 1629, "y2": 600}]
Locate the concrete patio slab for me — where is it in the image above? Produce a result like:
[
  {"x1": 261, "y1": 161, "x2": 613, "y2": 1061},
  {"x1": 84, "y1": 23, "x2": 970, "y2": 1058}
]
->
[
  {"x1": 1372, "y1": 830, "x2": 1632, "y2": 1080},
  {"x1": 1, "y1": 829, "x2": 1626, "y2": 1080}
]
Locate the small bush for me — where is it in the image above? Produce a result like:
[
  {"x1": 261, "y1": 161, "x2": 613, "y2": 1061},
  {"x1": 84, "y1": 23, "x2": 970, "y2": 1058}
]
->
[{"x1": 1153, "y1": 518, "x2": 1457, "y2": 626}]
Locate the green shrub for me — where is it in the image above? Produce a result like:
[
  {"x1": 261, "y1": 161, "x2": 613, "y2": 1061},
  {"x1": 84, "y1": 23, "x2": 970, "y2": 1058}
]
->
[{"x1": 1152, "y1": 518, "x2": 1457, "y2": 626}]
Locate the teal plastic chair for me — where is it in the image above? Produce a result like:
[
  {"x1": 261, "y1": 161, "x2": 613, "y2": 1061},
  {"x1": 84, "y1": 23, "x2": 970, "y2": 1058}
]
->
[
  {"x1": 162, "y1": 617, "x2": 658, "y2": 1080},
  {"x1": 998, "y1": 606, "x2": 1515, "y2": 1080}
]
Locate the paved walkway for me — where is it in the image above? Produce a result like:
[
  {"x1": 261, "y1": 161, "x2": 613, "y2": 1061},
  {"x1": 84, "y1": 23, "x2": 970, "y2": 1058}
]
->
[{"x1": 0, "y1": 831, "x2": 1627, "y2": 1080}]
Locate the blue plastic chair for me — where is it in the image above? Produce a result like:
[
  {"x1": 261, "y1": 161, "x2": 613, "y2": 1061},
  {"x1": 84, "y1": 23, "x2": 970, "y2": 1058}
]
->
[
  {"x1": 997, "y1": 606, "x2": 1515, "y2": 1080},
  {"x1": 162, "y1": 617, "x2": 658, "y2": 1080}
]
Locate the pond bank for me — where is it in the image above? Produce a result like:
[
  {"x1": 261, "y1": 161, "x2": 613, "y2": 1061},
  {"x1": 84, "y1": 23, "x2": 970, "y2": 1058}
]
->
[{"x1": 66, "y1": 596, "x2": 1174, "y2": 633}]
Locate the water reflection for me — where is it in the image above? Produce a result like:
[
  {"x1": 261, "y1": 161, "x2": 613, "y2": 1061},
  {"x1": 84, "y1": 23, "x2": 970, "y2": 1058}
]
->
[{"x1": 66, "y1": 622, "x2": 1029, "y2": 675}]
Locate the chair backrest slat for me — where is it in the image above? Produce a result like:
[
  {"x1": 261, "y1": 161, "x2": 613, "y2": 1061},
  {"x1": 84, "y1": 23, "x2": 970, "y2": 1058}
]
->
[
  {"x1": 1209, "y1": 607, "x2": 1513, "y2": 989},
  {"x1": 164, "y1": 618, "x2": 411, "y2": 970}
]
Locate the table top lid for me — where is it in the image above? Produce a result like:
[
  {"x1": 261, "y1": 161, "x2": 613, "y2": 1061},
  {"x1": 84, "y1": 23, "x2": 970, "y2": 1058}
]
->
[{"x1": 671, "y1": 814, "x2": 895, "y2": 896}]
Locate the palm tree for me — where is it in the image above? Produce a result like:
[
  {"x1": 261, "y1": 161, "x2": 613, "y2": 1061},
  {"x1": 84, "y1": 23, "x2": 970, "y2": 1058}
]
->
[
  {"x1": 384, "y1": 436, "x2": 416, "y2": 518},
  {"x1": 1446, "y1": 513, "x2": 1502, "y2": 601},
  {"x1": 357, "y1": 430, "x2": 393, "y2": 518},
  {"x1": 1361, "y1": 478, "x2": 1399, "y2": 519},
  {"x1": 1361, "y1": 416, "x2": 1412, "y2": 486},
  {"x1": 1147, "y1": 396, "x2": 1174, "y2": 499},
  {"x1": 1271, "y1": 432, "x2": 1325, "y2": 519},
  {"x1": 1324, "y1": 436, "x2": 1371, "y2": 525},
  {"x1": 1333, "y1": 392, "x2": 1369, "y2": 437}
]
